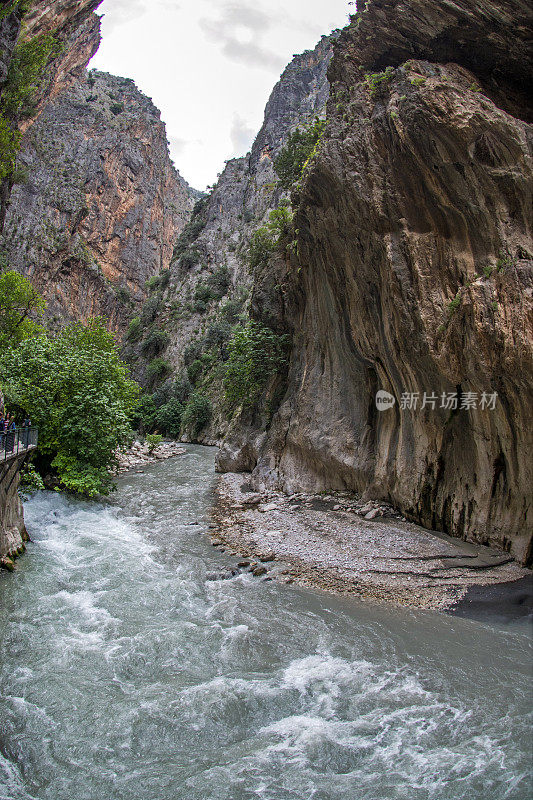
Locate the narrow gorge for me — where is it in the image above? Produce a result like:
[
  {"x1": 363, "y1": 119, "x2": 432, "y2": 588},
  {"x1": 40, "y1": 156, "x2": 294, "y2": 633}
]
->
[{"x1": 0, "y1": 1, "x2": 532, "y2": 798}]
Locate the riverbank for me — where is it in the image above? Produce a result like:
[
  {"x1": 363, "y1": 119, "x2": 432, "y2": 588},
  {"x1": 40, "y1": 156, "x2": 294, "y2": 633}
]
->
[{"x1": 210, "y1": 472, "x2": 530, "y2": 612}]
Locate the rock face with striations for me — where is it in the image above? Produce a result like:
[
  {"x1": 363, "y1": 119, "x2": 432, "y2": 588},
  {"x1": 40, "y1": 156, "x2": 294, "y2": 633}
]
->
[
  {"x1": 218, "y1": 0, "x2": 533, "y2": 564},
  {"x1": 129, "y1": 34, "x2": 336, "y2": 409},
  {"x1": 1, "y1": 67, "x2": 195, "y2": 331}
]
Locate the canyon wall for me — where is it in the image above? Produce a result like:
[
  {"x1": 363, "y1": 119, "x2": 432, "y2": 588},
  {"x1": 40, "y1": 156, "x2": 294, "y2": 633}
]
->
[
  {"x1": 127, "y1": 34, "x2": 336, "y2": 421},
  {"x1": 1, "y1": 1, "x2": 195, "y2": 333},
  {"x1": 1, "y1": 68, "x2": 194, "y2": 330},
  {"x1": 218, "y1": 0, "x2": 533, "y2": 564}
]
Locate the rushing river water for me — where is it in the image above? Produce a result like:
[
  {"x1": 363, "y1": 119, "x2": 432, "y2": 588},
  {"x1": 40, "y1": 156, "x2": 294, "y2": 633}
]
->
[{"x1": 0, "y1": 446, "x2": 531, "y2": 800}]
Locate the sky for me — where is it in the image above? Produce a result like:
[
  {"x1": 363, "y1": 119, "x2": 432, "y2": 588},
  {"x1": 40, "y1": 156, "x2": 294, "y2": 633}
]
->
[{"x1": 89, "y1": 0, "x2": 352, "y2": 190}]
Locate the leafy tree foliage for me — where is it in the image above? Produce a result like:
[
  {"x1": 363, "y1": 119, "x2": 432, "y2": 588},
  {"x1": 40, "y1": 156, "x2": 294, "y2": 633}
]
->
[
  {"x1": 1, "y1": 319, "x2": 139, "y2": 497},
  {"x1": 182, "y1": 392, "x2": 212, "y2": 436},
  {"x1": 224, "y1": 320, "x2": 289, "y2": 410},
  {"x1": 0, "y1": 270, "x2": 45, "y2": 346},
  {"x1": 274, "y1": 118, "x2": 326, "y2": 190},
  {"x1": 155, "y1": 398, "x2": 183, "y2": 437}
]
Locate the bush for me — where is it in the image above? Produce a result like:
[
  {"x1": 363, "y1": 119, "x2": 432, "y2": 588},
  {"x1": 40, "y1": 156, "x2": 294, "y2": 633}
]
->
[
  {"x1": 274, "y1": 118, "x2": 326, "y2": 190},
  {"x1": 224, "y1": 320, "x2": 289, "y2": 410},
  {"x1": 115, "y1": 286, "x2": 131, "y2": 304},
  {"x1": 141, "y1": 328, "x2": 169, "y2": 357},
  {"x1": 183, "y1": 340, "x2": 203, "y2": 366},
  {"x1": 140, "y1": 293, "x2": 161, "y2": 326},
  {"x1": 364, "y1": 67, "x2": 395, "y2": 98},
  {"x1": 187, "y1": 358, "x2": 204, "y2": 384},
  {"x1": 173, "y1": 373, "x2": 192, "y2": 404},
  {"x1": 179, "y1": 247, "x2": 201, "y2": 270},
  {"x1": 126, "y1": 316, "x2": 142, "y2": 342},
  {"x1": 146, "y1": 357, "x2": 171, "y2": 383},
  {"x1": 194, "y1": 284, "x2": 215, "y2": 304},
  {"x1": 182, "y1": 393, "x2": 212, "y2": 437},
  {"x1": 204, "y1": 321, "x2": 231, "y2": 350},
  {"x1": 146, "y1": 275, "x2": 161, "y2": 292},
  {"x1": 20, "y1": 462, "x2": 45, "y2": 491},
  {"x1": 1, "y1": 318, "x2": 139, "y2": 497},
  {"x1": 146, "y1": 433, "x2": 163, "y2": 453},
  {"x1": 172, "y1": 208, "x2": 206, "y2": 261},
  {"x1": 220, "y1": 298, "x2": 245, "y2": 325},
  {"x1": 110, "y1": 101, "x2": 125, "y2": 115},
  {"x1": 248, "y1": 227, "x2": 276, "y2": 271},
  {"x1": 248, "y1": 205, "x2": 294, "y2": 271},
  {"x1": 206, "y1": 266, "x2": 230, "y2": 299},
  {"x1": 156, "y1": 398, "x2": 183, "y2": 438}
]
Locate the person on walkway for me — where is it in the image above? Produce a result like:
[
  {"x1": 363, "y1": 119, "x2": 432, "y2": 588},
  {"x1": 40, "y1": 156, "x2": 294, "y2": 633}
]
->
[
  {"x1": 21, "y1": 416, "x2": 31, "y2": 447},
  {"x1": 5, "y1": 416, "x2": 15, "y2": 454}
]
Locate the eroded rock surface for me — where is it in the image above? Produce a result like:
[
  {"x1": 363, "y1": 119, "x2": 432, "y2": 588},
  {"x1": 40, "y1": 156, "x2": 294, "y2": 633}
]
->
[
  {"x1": 2, "y1": 69, "x2": 195, "y2": 331},
  {"x1": 219, "y1": 0, "x2": 533, "y2": 564}
]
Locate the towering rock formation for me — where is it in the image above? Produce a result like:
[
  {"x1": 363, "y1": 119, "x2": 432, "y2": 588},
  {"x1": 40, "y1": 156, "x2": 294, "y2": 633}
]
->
[
  {"x1": 0, "y1": 1, "x2": 195, "y2": 332},
  {"x1": 127, "y1": 34, "x2": 336, "y2": 404},
  {"x1": 1, "y1": 69, "x2": 194, "y2": 330},
  {"x1": 217, "y1": 0, "x2": 533, "y2": 564}
]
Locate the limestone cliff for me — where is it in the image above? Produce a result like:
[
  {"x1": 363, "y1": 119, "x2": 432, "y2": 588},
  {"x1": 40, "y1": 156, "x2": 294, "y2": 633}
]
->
[
  {"x1": 128, "y1": 35, "x2": 336, "y2": 425},
  {"x1": 1, "y1": 1, "x2": 194, "y2": 333},
  {"x1": 1, "y1": 68, "x2": 195, "y2": 330},
  {"x1": 218, "y1": 0, "x2": 533, "y2": 565}
]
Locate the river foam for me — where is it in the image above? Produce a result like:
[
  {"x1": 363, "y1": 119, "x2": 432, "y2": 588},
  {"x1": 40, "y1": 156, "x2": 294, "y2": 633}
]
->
[{"x1": 1, "y1": 447, "x2": 531, "y2": 800}]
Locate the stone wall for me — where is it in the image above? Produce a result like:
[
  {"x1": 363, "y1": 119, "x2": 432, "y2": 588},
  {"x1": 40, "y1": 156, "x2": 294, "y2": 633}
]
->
[{"x1": 0, "y1": 452, "x2": 29, "y2": 569}]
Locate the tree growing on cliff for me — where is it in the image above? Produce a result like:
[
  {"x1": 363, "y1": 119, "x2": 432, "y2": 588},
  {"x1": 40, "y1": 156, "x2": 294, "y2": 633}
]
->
[
  {"x1": 1, "y1": 318, "x2": 139, "y2": 497},
  {"x1": 224, "y1": 321, "x2": 289, "y2": 410},
  {"x1": 0, "y1": 269, "x2": 45, "y2": 347},
  {"x1": 274, "y1": 118, "x2": 326, "y2": 190}
]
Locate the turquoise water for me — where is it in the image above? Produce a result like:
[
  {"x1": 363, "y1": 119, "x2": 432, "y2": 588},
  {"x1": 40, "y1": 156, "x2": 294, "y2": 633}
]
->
[{"x1": 0, "y1": 446, "x2": 531, "y2": 800}]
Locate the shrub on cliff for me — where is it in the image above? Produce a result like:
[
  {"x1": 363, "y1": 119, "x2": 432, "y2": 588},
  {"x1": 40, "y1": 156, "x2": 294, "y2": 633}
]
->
[
  {"x1": 1, "y1": 318, "x2": 139, "y2": 497},
  {"x1": 0, "y1": 270, "x2": 46, "y2": 347},
  {"x1": 274, "y1": 118, "x2": 326, "y2": 190},
  {"x1": 141, "y1": 329, "x2": 170, "y2": 357},
  {"x1": 224, "y1": 320, "x2": 289, "y2": 410},
  {"x1": 248, "y1": 205, "x2": 294, "y2": 271},
  {"x1": 146, "y1": 357, "x2": 172, "y2": 384}
]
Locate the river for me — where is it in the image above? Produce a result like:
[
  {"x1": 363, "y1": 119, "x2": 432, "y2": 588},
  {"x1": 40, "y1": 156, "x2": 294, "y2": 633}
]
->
[{"x1": 0, "y1": 446, "x2": 531, "y2": 800}]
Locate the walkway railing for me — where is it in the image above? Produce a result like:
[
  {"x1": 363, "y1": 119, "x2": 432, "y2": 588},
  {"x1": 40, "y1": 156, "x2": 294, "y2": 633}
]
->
[{"x1": 0, "y1": 427, "x2": 38, "y2": 462}]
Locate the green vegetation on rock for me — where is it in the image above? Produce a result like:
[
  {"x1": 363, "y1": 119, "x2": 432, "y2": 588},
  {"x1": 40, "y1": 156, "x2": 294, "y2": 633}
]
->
[
  {"x1": 224, "y1": 320, "x2": 289, "y2": 410},
  {"x1": 0, "y1": 269, "x2": 46, "y2": 346},
  {"x1": 274, "y1": 118, "x2": 326, "y2": 190}
]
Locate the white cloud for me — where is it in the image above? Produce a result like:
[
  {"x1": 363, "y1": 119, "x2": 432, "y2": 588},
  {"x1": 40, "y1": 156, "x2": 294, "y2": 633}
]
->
[
  {"x1": 200, "y1": 3, "x2": 285, "y2": 70},
  {"x1": 230, "y1": 114, "x2": 255, "y2": 156}
]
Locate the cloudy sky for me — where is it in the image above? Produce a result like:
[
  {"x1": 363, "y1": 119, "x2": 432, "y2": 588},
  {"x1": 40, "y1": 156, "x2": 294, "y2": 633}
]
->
[{"x1": 90, "y1": 0, "x2": 351, "y2": 190}]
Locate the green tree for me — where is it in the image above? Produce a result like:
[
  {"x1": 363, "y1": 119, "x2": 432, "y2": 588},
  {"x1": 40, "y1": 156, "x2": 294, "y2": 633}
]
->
[
  {"x1": 274, "y1": 118, "x2": 326, "y2": 190},
  {"x1": 182, "y1": 393, "x2": 212, "y2": 437},
  {"x1": 156, "y1": 398, "x2": 184, "y2": 438},
  {"x1": 224, "y1": 320, "x2": 289, "y2": 409},
  {"x1": 0, "y1": 270, "x2": 45, "y2": 346},
  {"x1": 0, "y1": 318, "x2": 139, "y2": 497}
]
